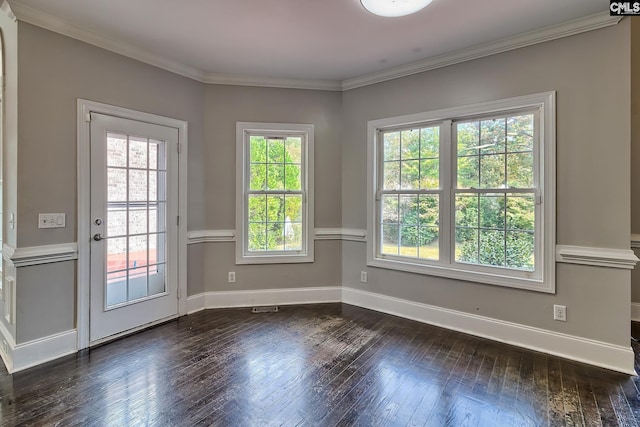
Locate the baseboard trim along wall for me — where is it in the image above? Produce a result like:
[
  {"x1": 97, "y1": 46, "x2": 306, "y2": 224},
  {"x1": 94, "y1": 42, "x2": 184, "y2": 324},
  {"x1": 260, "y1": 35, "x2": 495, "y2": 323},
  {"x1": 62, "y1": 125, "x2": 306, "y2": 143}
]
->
[
  {"x1": 186, "y1": 286, "x2": 342, "y2": 314},
  {"x1": 342, "y1": 287, "x2": 635, "y2": 375},
  {"x1": 0, "y1": 326, "x2": 77, "y2": 374}
]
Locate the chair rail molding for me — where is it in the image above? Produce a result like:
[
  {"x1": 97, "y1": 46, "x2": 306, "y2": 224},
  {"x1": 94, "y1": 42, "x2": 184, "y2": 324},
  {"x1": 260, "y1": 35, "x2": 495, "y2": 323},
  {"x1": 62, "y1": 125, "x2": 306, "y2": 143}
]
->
[
  {"x1": 2, "y1": 243, "x2": 78, "y2": 267},
  {"x1": 555, "y1": 245, "x2": 639, "y2": 269}
]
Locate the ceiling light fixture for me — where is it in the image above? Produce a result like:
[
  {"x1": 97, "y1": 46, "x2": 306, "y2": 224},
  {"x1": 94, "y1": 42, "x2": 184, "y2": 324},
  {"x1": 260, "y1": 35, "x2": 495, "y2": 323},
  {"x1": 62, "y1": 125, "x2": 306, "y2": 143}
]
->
[{"x1": 360, "y1": 0, "x2": 433, "y2": 17}]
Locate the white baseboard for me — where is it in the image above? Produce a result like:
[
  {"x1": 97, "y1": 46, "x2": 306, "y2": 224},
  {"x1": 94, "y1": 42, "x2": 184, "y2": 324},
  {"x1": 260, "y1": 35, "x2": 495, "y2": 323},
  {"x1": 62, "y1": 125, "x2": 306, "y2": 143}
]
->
[
  {"x1": 632, "y1": 303, "x2": 640, "y2": 322},
  {"x1": 187, "y1": 293, "x2": 206, "y2": 314},
  {"x1": 0, "y1": 329, "x2": 77, "y2": 374},
  {"x1": 187, "y1": 286, "x2": 342, "y2": 311},
  {"x1": 343, "y1": 287, "x2": 635, "y2": 375}
]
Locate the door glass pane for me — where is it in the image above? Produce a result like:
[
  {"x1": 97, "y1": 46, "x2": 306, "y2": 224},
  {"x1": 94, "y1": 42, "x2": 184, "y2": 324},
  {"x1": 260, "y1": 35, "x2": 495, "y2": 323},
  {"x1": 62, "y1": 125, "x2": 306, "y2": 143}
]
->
[{"x1": 104, "y1": 132, "x2": 167, "y2": 309}]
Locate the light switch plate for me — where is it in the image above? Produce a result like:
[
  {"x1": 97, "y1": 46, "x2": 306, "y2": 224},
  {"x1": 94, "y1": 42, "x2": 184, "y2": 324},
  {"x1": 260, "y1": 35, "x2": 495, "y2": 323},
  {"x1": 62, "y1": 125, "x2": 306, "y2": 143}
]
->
[{"x1": 38, "y1": 213, "x2": 66, "y2": 229}]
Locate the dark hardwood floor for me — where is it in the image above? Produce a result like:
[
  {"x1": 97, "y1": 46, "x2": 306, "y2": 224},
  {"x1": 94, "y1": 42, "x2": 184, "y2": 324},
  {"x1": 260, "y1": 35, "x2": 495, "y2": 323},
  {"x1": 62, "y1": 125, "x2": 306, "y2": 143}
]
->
[{"x1": 1, "y1": 304, "x2": 639, "y2": 426}]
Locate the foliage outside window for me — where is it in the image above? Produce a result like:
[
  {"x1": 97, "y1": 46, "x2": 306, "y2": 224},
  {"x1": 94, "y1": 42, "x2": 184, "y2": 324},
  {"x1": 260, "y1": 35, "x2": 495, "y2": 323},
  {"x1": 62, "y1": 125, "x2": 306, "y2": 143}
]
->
[
  {"x1": 367, "y1": 93, "x2": 555, "y2": 292},
  {"x1": 236, "y1": 122, "x2": 314, "y2": 264}
]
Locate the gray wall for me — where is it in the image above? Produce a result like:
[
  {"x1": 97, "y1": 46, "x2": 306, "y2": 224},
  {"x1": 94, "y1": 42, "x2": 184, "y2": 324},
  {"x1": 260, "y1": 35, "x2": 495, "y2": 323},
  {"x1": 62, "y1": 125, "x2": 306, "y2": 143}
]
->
[
  {"x1": 15, "y1": 23, "x2": 205, "y2": 343},
  {"x1": 341, "y1": 20, "x2": 632, "y2": 346}
]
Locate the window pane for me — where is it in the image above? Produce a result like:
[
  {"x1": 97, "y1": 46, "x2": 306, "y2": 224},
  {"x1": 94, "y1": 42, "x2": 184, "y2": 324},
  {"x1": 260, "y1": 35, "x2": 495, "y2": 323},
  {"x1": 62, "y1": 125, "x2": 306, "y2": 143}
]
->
[
  {"x1": 420, "y1": 127, "x2": 439, "y2": 159},
  {"x1": 266, "y1": 164, "x2": 285, "y2": 190},
  {"x1": 249, "y1": 163, "x2": 267, "y2": 190},
  {"x1": 457, "y1": 122, "x2": 480, "y2": 153},
  {"x1": 479, "y1": 194, "x2": 505, "y2": 230},
  {"x1": 128, "y1": 267, "x2": 148, "y2": 301},
  {"x1": 455, "y1": 228, "x2": 478, "y2": 263},
  {"x1": 250, "y1": 136, "x2": 267, "y2": 163},
  {"x1": 384, "y1": 132, "x2": 400, "y2": 161},
  {"x1": 507, "y1": 153, "x2": 533, "y2": 188},
  {"x1": 285, "y1": 164, "x2": 301, "y2": 191},
  {"x1": 149, "y1": 140, "x2": 159, "y2": 170},
  {"x1": 382, "y1": 224, "x2": 399, "y2": 255},
  {"x1": 129, "y1": 170, "x2": 147, "y2": 202},
  {"x1": 401, "y1": 160, "x2": 419, "y2": 189},
  {"x1": 285, "y1": 222, "x2": 302, "y2": 250},
  {"x1": 480, "y1": 118, "x2": 505, "y2": 154},
  {"x1": 108, "y1": 168, "x2": 127, "y2": 202},
  {"x1": 480, "y1": 154, "x2": 505, "y2": 188},
  {"x1": 129, "y1": 137, "x2": 148, "y2": 169},
  {"x1": 107, "y1": 134, "x2": 127, "y2": 167},
  {"x1": 401, "y1": 129, "x2": 420, "y2": 160},
  {"x1": 129, "y1": 235, "x2": 148, "y2": 268},
  {"x1": 506, "y1": 194, "x2": 535, "y2": 231},
  {"x1": 400, "y1": 226, "x2": 418, "y2": 257},
  {"x1": 457, "y1": 155, "x2": 479, "y2": 189},
  {"x1": 266, "y1": 195, "x2": 285, "y2": 223},
  {"x1": 399, "y1": 195, "x2": 418, "y2": 226},
  {"x1": 129, "y1": 207, "x2": 147, "y2": 235},
  {"x1": 420, "y1": 159, "x2": 439, "y2": 189},
  {"x1": 107, "y1": 209, "x2": 126, "y2": 238},
  {"x1": 507, "y1": 115, "x2": 534, "y2": 152},
  {"x1": 248, "y1": 223, "x2": 266, "y2": 251},
  {"x1": 382, "y1": 195, "x2": 399, "y2": 223},
  {"x1": 418, "y1": 195, "x2": 439, "y2": 227},
  {"x1": 418, "y1": 227, "x2": 439, "y2": 260},
  {"x1": 455, "y1": 195, "x2": 478, "y2": 228},
  {"x1": 285, "y1": 137, "x2": 302, "y2": 163},
  {"x1": 506, "y1": 231, "x2": 534, "y2": 271},
  {"x1": 107, "y1": 237, "x2": 127, "y2": 272},
  {"x1": 285, "y1": 195, "x2": 302, "y2": 222},
  {"x1": 383, "y1": 161, "x2": 400, "y2": 190},
  {"x1": 248, "y1": 195, "x2": 267, "y2": 223},
  {"x1": 479, "y1": 230, "x2": 505, "y2": 267},
  {"x1": 267, "y1": 138, "x2": 285, "y2": 163},
  {"x1": 267, "y1": 223, "x2": 284, "y2": 250}
]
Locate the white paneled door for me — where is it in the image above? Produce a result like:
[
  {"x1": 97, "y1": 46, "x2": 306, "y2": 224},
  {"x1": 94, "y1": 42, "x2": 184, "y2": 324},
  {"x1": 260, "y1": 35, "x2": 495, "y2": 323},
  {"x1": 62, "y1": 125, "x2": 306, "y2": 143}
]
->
[{"x1": 89, "y1": 113, "x2": 179, "y2": 342}]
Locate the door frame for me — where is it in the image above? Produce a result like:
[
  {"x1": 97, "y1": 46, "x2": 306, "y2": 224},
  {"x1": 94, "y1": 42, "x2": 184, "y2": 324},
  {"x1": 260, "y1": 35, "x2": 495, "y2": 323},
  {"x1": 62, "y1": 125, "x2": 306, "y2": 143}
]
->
[{"x1": 77, "y1": 99, "x2": 188, "y2": 350}]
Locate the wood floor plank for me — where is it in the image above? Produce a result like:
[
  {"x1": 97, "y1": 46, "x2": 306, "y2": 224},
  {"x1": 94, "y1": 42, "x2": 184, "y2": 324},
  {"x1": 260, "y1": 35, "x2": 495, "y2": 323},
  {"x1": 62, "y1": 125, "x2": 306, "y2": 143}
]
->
[{"x1": 0, "y1": 304, "x2": 639, "y2": 426}]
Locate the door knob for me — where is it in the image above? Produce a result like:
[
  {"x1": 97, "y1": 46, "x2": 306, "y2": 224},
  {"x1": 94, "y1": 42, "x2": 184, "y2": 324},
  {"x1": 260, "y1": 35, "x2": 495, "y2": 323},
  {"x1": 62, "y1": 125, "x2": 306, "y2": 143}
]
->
[{"x1": 93, "y1": 233, "x2": 104, "y2": 241}]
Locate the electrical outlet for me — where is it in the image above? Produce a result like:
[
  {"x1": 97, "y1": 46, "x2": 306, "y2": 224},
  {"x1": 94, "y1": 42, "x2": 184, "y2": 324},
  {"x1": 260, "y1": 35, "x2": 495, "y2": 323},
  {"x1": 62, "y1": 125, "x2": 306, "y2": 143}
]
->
[
  {"x1": 360, "y1": 271, "x2": 368, "y2": 283},
  {"x1": 228, "y1": 272, "x2": 236, "y2": 283},
  {"x1": 553, "y1": 304, "x2": 567, "y2": 322}
]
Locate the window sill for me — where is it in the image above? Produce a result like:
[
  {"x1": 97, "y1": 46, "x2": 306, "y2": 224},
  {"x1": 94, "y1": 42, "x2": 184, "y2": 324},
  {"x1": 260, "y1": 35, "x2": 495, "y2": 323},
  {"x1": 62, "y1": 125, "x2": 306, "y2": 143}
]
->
[
  {"x1": 236, "y1": 253, "x2": 314, "y2": 265},
  {"x1": 367, "y1": 256, "x2": 553, "y2": 293}
]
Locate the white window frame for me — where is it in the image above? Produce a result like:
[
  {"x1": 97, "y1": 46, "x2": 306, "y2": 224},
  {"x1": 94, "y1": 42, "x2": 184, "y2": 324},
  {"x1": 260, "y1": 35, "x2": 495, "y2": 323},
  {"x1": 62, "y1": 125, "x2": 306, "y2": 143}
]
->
[
  {"x1": 366, "y1": 92, "x2": 556, "y2": 293},
  {"x1": 236, "y1": 122, "x2": 315, "y2": 264}
]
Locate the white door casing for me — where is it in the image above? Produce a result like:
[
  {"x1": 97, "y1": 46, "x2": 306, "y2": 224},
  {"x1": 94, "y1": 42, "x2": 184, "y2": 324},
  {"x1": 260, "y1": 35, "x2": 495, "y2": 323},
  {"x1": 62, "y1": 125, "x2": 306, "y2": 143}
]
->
[{"x1": 77, "y1": 100, "x2": 188, "y2": 349}]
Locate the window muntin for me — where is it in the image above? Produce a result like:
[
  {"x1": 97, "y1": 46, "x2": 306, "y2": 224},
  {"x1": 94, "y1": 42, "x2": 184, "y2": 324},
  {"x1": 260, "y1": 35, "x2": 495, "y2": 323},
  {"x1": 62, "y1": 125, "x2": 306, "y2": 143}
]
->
[
  {"x1": 236, "y1": 123, "x2": 314, "y2": 264},
  {"x1": 368, "y1": 93, "x2": 554, "y2": 292}
]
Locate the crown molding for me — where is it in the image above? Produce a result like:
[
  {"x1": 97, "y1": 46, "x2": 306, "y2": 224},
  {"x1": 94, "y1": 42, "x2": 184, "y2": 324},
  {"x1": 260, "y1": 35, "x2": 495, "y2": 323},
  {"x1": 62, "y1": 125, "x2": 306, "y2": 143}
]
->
[
  {"x1": 203, "y1": 73, "x2": 342, "y2": 91},
  {"x1": 10, "y1": 1, "x2": 207, "y2": 83},
  {"x1": 10, "y1": 3, "x2": 620, "y2": 92},
  {"x1": 341, "y1": 12, "x2": 622, "y2": 91}
]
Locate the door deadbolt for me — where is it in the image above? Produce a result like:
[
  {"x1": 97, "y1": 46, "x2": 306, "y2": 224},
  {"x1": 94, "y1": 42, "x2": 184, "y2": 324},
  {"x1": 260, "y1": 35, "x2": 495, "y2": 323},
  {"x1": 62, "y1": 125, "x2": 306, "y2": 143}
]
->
[{"x1": 94, "y1": 218, "x2": 102, "y2": 225}]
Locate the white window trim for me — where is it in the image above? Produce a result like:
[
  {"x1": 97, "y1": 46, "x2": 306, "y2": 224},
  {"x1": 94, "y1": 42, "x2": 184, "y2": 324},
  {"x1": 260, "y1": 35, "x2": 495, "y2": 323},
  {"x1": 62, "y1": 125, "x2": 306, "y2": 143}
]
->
[
  {"x1": 366, "y1": 92, "x2": 556, "y2": 293},
  {"x1": 235, "y1": 122, "x2": 315, "y2": 264}
]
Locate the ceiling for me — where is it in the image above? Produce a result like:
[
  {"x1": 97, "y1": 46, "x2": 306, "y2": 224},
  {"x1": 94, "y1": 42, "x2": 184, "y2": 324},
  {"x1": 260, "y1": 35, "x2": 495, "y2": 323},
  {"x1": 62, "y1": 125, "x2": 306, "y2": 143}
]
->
[{"x1": 8, "y1": 0, "x2": 612, "y2": 89}]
